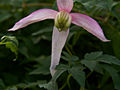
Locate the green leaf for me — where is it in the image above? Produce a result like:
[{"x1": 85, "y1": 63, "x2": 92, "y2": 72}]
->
[
  {"x1": 74, "y1": 0, "x2": 114, "y2": 11},
  {"x1": 52, "y1": 70, "x2": 66, "y2": 82},
  {"x1": 98, "y1": 55, "x2": 120, "y2": 66},
  {"x1": 17, "y1": 81, "x2": 46, "y2": 89},
  {"x1": 29, "y1": 66, "x2": 50, "y2": 75},
  {"x1": 39, "y1": 81, "x2": 58, "y2": 90},
  {"x1": 0, "y1": 36, "x2": 18, "y2": 60},
  {"x1": 68, "y1": 66, "x2": 85, "y2": 88},
  {"x1": 30, "y1": 56, "x2": 51, "y2": 75},
  {"x1": 62, "y1": 51, "x2": 79, "y2": 61},
  {"x1": 81, "y1": 60, "x2": 97, "y2": 71},
  {"x1": 84, "y1": 51, "x2": 103, "y2": 60},
  {"x1": 62, "y1": 51, "x2": 71, "y2": 58},
  {"x1": 112, "y1": 2, "x2": 120, "y2": 20},
  {"x1": 102, "y1": 64, "x2": 120, "y2": 90},
  {"x1": 0, "y1": 79, "x2": 5, "y2": 89},
  {"x1": 100, "y1": 71, "x2": 110, "y2": 88},
  {"x1": 55, "y1": 64, "x2": 70, "y2": 70},
  {"x1": 5, "y1": 86, "x2": 17, "y2": 90},
  {"x1": 82, "y1": 52, "x2": 120, "y2": 72},
  {"x1": 52, "y1": 64, "x2": 69, "y2": 81}
]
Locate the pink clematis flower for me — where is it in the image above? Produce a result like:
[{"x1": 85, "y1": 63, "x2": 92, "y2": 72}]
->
[{"x1": 9, "y1": 0, "x2": 110, "y2": 76}]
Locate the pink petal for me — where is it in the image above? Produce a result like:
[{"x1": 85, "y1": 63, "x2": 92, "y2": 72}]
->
[
  {"x1": 9, "y1": 9, "x2": 58, "y2": 31},
  {"x1": 71, "y1": 13, "x2": 110, "y2": 42},
  {"x1": 50, "y1": 26, "x2": 69, "y2": 76},
  {"x1": 57, "y1": 0, "x2": 73, "y2": 12}
]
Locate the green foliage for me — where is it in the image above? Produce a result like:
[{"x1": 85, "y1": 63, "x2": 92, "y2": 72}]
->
[
  {"x1": 68, "y1": 67, "x2": 85, "y2": 88},
  {"x1": 0, "y1": 36, "x2": 18, "y2": 60},
  {"x1": 0, "y1": 0, "x2": 120, "y2": 90},
  {"x1": 102, "y1": 64, "x2": 120, "y2": 90},
  {"x1": 39, "y1": 81, "x2": 58, "y2": 90},
  {"x1": 80, "y1": 52, "x2": 120, "y2": 90}
]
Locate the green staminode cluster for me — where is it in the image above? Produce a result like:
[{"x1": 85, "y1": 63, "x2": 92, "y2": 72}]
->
[{"x1": 55, "y1": 11, "x2": 72, "y2": 32}]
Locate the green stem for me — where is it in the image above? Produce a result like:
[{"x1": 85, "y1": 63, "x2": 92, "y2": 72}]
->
[
  {"x1": 67, "y1": 74, "x2": 72, "y2": 90},
  {"x1": 59, "y1": 82, "x2": 67, "y2": 90},
  {"x1": 65, "y1": 44, "x2": 73, "y2": 67},
  {"x1": 59, "y1": 74, "x2": 72, "y2": 90},
  {"x1": 65, "y1": 44, "x2": 72, "y2": 56},
  {"x1": 80, "y1": 87, "x2": 85, "y2": 90},
  {"x1": 86, "y1": 72, "x2": 93, "y2": 79}
]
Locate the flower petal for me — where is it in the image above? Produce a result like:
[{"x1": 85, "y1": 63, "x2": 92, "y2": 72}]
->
[
  {"x1": 57, "y1": 0, "x2": 73, "y2": 12},
  {"x1": 50, "y1": 26, "x2": 69, "y2": 76},
  {"x1": 9, "y1": 9, "x2": 58, "y2": 31},
  {"x1": 71, "y1": 13, "x2": 110, "y2": 42}
]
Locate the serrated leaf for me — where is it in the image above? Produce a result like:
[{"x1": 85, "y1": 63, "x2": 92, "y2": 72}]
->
[
  {"x1": 62, "y1": 51, "x2": 79, "y2": 61},
  {"x1": 94, "y1": 63, "x2": 104, "y2": 74},
  {"x1": 84, "y1": 52, "x2": 103, "y2": 60},
  {"x1": 17, "y1": 81, "x2": 46, "y2": 89},
  {"x1": 68, "y1": 67, "x2": 85, "y2": 88},
  {"x1": 82, "y1": 52, "x2": 120, "y2": 72},
  {"x1": 81, "y1": 60, "x2": 97, "y2": 71},
  {"x1": 0, "y1": 36, "x2": 18, "y2": 60},
  {"x1": 29, "y1": 66, "x2": 50, "y2": 75},
  {"x1": 55, "y1": 64, "x2": 70, "y2": 70},
  {"x1": 102, "y1": 64, "x2": 120, "y2": 90},
  {"x1": 5, "y1": 42, "x2": 18, "y2": 55},
  {"x1": 61, "y1": 56, "x2": 69, "y2": 61},
  {"x1": 98, "y1": 55, "x2": 120, "y2": 66},
  {"x1": 52, "y1": 67, "x2": 67, "y2": 82},
  {"x1": 39, "y1": 81, "x2": 58, "y2": 90},
  {"x1": 5, "y1": 86, "x2": 17, "y2": 90},
  {"x1": 62, "y1": 51, "x2": 71, "y2": 58},
  {"x1": 74, "y1": 0, "x2": 114, "y2": 11},
  {"x1": 71, "y1": 55, "x2": 79, "y2": 61}
]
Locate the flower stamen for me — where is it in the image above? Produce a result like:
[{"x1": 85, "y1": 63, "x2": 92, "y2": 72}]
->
[{"x1": 55, "y1": 11, "x2": 72, "y2": 32}]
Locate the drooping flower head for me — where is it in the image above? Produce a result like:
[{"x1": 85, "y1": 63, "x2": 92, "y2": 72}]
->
[{"x1": 9, "y1": 0, "x2": 110, "y2": 76}]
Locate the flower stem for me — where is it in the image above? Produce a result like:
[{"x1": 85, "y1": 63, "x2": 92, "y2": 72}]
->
[
  {"x1": 59, "y1": 82, "x2": 67, "y2": 90},
  {"x1": 65, "y1": 44, "x2": 72, "y2": 56},
  {"x1": 59, "y1": 74, "x2": 72, "y2": 90},
  {"x1": 67, "y1": 74, "x2": 72, "y2": 90},
  {"x1": 65, "y1": 44, "x2": 72, "y2": 67}
]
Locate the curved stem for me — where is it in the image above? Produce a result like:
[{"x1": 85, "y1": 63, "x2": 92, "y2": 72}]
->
[
  {"x1": 59, "y1": 74, "x2": 72, "y2": 90},
  {"x1": 65, "y1": 44, "x2": 72, "y2": 56},
  {"x1": 59, "y1": 82, "x2": 67, "y2": 90},
  {"x1": 65, "y1": 44, "x2": 73, "y2": 67},
  {"x1": 67, "y1": 74, "x2": 72, "y2": 90}
]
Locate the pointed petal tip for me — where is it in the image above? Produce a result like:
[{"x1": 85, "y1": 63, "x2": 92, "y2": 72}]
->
[
  {"x1": 102, "y1": 39, "x2": 111, "y2": 42},
  {"x1": 8, "y1": 28, "x2": 17, "y2": 31},
  {"x1": 71, "y1": 13, "x2": 111, "y2": 42},
  {"x1": 8, "y1": 29, "x2": 14, "y2": 31},
  {"x1": 8, "y1": 9, "x2": 58, "y2": 32},
  {"x1": 100, "y1": 36, "x2": 111, "y2": 42}
]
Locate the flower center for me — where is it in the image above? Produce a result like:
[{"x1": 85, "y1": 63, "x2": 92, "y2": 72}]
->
[{"x1": 55, "y1": 11, "x2": 72, "y2": 32}]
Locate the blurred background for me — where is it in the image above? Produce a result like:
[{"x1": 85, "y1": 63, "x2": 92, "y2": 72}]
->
[{"x1": 0, "y1": 0, "x2": 120, "y2": 90}]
